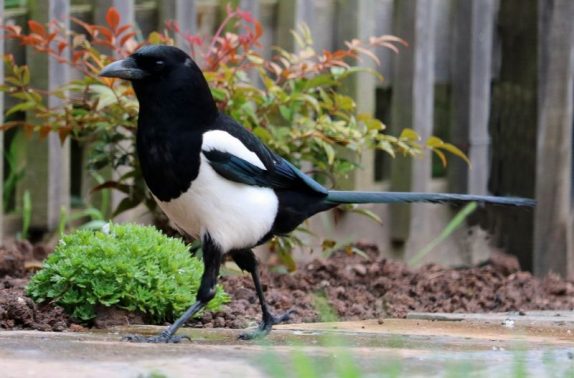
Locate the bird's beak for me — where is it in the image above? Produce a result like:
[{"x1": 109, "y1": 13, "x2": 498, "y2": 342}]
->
[{"x1": 99, "y1": 57, "x2": 148, "y2": 80}]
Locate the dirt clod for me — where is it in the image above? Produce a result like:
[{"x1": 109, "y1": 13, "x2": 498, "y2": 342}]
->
[{"x1": 0, "y1": 280, "x2": 74, "y2": 331}]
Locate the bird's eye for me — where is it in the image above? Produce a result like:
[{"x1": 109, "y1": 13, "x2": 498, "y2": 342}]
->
[{"x1": 150, "y1": 60, "x2": 165, "y2": 72}]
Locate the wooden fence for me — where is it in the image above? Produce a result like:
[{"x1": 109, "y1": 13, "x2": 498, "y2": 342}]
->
[{"x1": 0, "y1": 0, "x2": 572, "y2": 278}]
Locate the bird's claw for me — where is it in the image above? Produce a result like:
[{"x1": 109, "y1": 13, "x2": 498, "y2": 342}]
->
[
  {"x1": 122, "y1": 333, "x2": 191, "y2": 343},
  {"x1": 239, "y1": 309, "x2": 293, "y2": 340}
]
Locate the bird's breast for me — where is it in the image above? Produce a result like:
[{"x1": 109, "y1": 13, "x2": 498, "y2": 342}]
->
[{"x1": 154, "y1": 155, "x2": 279, "y2": 252}]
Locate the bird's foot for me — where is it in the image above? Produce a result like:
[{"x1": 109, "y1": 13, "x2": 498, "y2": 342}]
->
[
  {"x1": 239, "y1": 309, "x2": 293, "y2": 340},
  {"x1": 122, "y1": 333, "x2": 190, "y2": 343}
]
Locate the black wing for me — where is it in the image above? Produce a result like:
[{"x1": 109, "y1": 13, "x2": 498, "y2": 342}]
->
[
  {"x1": 205, "y1": 113, "x2": 328, "y2": 194},
  {"x1": 203, "y1": 149, "x2": 328, "y2": 195}
]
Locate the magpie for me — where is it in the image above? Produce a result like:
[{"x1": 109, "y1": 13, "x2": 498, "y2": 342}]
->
[{"x1": 100, "y1": 45, "x2": 535, "y2": 343}]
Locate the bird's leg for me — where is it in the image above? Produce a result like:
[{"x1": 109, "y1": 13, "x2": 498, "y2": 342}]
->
[
  {"x1": 231, "y1": 249, "x2": 292, "y2": 340},
  {"x1": 124, "y1": 234, "x2": 222, "y2": 343}
]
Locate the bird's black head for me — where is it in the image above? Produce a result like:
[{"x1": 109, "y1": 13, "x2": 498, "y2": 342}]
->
[
  {"x1": 100, "y1": 45, "x2": 196, "y2": 81},
  {"x1": 100, "y1": 45, "x2": 217, "y2": 125}
]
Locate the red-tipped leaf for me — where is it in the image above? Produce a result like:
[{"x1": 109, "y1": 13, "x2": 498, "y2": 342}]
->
[
  {"x1": 106, "y1": 7, "x2": 121, "y2": 31},
  {"x1": 28, "y1": 20, "x2": 47, "y2": 37}
]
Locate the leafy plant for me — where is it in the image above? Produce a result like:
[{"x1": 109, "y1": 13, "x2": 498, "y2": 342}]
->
[
  {"x1": 26, "y1": 223, "x2": 229, "y2": 322},
  {"x1": 1, "y1": 6, "x2": 468, "y2": 265}
]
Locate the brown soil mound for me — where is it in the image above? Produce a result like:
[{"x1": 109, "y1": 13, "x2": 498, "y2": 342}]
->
[
  {"x1": 192, "y1": 245, "x2": 574, "y2": 329},
  {"x1": 0, "y1": 241, "x2": 78, "y2": 331},
  {"x1": 1, "y1": 242, "x2": 573, "y2": 332}
]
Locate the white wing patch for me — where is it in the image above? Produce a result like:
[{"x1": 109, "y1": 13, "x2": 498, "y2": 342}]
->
[{"x1": 202, "y1": 130, "x2": 266, "y2": 169}]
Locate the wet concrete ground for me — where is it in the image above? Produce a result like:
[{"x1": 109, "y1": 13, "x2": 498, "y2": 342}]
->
[{"x1": 1, "y1": 311, "x2": 573, "y2": 377}]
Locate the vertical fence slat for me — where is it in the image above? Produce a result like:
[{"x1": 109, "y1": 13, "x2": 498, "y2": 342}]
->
[
  {"x1": 312, "y1": 0, "x2": 336, "y2": 52},
  {"x1": 194, "y1": 1, "x2": 218, "y2": 40},
  {"x1": 336, "y1": 0, "x2": 375, "y2": 116},
  {"x1": 389, "y1": 0, "x2": 435, "y2": 251},
  {"x1": 335, "y1": 0, "x2": 376, "y2": 190},
  {"x1": 534, "y1": 0, "x2": 574, "y2": 278},
  {"x1": 0, "y1": 0, "x2": 4, "y2": 240},
  {"x1": 239, "y1": 0, "x2": 260, "y2": 21},
  {"x1": 238, "y1": 0, "x2": 261, "y2": 84},
  {"x1": 373, "y1": 0, "x2": 394, "y2": 86},
  {"x1": 432, "y1": 0, "x2": 452, "y2": 84},
  {"x1": 487, "y1": 0, "x2": 537, "y2": 271},
  {"x1": 277, "y1": 0, "x2": 314, "y2": 52},
  {"x1": 24, "y1": 0, "x2": 71, "y2": 231},
  {"x1": 448, "y1": 0, "x2": 495, "y2": 195},
  {"x1": 159, "y1": 0, "x2": 197, "y2": 50},
  {"x1": 257, "y1": 0, "x2": 278, "y2": 59}
]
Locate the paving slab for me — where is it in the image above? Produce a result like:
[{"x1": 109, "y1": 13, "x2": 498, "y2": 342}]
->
[
  {"x1": 407, "y1": 310, "x2": 574, "y2": 326},
  {"x1": 1, "y1": 312, "x2": 573, "y2": 377}
]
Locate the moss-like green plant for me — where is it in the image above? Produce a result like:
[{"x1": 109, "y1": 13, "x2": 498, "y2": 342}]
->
[{"x1": 27, "y1": 223, "x2": 229, "y2": 323}]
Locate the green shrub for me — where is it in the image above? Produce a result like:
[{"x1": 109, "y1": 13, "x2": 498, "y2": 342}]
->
[{"x1": 26, "y1": 223, "x2": 229, "y2": 323}]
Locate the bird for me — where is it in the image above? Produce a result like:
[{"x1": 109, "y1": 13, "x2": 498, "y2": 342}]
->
[{"x1": 99, "y1": 45, "x2": 535, "y2": 343}]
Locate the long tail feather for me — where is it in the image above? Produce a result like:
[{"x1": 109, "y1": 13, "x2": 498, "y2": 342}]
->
[{"x1": 326, "y1": 191, "x2": 535, "y2": 207}]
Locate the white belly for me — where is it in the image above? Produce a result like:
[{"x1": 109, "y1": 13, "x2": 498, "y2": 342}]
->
[{"x1": 155, "y1": 155, "x2": 278, "y2": 252}]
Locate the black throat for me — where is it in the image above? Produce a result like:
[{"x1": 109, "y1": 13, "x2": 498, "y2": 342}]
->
[{"x1": 133, "y1": 64, "x2": 218, "y2": 202}]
